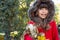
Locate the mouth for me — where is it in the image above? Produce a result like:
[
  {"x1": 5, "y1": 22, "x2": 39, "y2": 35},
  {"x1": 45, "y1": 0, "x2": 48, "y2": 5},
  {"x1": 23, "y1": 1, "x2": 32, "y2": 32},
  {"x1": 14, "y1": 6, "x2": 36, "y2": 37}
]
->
[{"x1": 41, "y1": 14, "x2": 47, "y2": 16}]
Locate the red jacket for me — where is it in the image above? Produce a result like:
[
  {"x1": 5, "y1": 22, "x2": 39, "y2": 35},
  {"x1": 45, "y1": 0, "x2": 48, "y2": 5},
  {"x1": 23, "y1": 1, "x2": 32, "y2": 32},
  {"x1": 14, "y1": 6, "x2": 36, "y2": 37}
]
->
[{"x1": 24, "y1": 20, "x2": 59, "y2": 40}]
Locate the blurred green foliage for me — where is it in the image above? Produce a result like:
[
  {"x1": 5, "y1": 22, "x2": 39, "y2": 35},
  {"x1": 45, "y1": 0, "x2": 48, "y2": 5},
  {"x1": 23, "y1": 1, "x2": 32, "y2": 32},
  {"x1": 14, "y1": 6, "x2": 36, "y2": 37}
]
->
[
  {"x1": 0, "y1": 0, "x2": 20, "y2": 32},
  {"x1": 54, "y1": 6, "x2": 60, "y2": 24},
  {"x1": 0, "y1": 0, "x2": 20, "y2": 40},
  {"x1": 0, "y1": 0, "x2": 33, "y2": 40},
  {"x1": 19, "y1": 0, "x2": 33, "y2": 36}
]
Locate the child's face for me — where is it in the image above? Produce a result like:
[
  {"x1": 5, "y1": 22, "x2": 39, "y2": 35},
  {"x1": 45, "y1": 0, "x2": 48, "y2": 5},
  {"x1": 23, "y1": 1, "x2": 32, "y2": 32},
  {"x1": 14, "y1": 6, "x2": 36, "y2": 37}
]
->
[{"x1": 38, "y1": 8, "x2": 48, "y2": 19}]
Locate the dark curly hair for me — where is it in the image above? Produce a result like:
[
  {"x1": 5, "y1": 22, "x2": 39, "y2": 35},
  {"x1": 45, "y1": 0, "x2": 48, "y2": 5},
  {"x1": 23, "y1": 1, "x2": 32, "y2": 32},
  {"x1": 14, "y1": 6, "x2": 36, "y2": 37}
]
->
[{"x1": 28, "y1": 0, "x2": 55, "y2": 30}]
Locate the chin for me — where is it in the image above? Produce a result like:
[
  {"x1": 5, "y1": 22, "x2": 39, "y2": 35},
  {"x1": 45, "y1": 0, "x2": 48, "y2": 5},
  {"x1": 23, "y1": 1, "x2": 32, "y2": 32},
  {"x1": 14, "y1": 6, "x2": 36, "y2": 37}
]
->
[{"x1": 41, "y1": 17, "x2": 46, "y2": 19}]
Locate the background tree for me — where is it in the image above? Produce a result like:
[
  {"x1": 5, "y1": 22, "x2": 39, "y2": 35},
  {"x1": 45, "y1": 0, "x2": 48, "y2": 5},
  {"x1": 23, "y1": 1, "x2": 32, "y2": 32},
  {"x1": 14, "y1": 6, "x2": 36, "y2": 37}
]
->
[
  {"x1": 0, "y1": 0, "x2": 20, "y2": 40},
  {"x1": 19, "y1": 0, "x2": 33, "y2": 36},
  {"x1": 0, "y1": 0, "x2": 33, "y2": 40}
]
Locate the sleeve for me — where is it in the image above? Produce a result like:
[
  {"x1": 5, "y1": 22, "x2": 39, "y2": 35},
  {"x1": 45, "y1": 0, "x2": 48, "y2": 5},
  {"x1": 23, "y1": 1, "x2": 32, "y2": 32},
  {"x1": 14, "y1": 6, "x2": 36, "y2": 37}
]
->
[
  {"x1": 52, "y1": 21, "x2": 59, "y2": 40},
  {"x1": 27, "y1": 20, "x2": 35, "y2": 25},
  {"x1": 24, "y1": 21, "x2": 35, "y2": 40}
]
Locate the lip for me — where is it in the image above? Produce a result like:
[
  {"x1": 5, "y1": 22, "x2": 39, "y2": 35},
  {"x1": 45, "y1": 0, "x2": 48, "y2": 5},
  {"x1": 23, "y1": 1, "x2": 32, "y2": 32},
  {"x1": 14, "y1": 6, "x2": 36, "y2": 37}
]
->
[{"x1": 41, "y1": 14, "x2": 47, "y2": 16}]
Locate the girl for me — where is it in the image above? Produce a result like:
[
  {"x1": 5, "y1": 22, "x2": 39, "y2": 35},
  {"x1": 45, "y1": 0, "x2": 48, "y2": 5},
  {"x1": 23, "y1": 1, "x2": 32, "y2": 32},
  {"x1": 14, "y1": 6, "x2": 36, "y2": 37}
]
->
[{"x1": 23, "y1": 0, "x2": 59, "y2": 40}]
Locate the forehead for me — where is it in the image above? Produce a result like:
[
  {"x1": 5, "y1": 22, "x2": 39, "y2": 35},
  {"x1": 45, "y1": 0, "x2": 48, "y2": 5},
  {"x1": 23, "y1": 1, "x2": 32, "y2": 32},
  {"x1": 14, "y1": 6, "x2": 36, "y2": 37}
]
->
[{"x1": 38, "y1": 8, "x2": 48, "y2": 10}]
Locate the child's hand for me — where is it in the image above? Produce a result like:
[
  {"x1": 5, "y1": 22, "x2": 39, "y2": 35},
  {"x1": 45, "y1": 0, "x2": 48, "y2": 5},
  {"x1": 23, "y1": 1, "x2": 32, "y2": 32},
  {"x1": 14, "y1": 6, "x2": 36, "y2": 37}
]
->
[{"x1": 46, "y1": 39, "x2": 50, "y2": 40}]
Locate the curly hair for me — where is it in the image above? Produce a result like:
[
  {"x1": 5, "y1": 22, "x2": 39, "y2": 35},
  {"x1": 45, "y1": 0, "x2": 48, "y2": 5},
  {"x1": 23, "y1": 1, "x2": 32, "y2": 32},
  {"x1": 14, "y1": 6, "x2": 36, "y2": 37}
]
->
[{"x1": 28, "y1": 0, "x2": 55, "y2": 30}]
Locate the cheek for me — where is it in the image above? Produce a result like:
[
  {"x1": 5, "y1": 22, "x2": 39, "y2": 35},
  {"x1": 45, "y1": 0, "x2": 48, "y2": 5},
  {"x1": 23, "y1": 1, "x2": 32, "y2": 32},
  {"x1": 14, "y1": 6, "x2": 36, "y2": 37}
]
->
[
  {"x1": 38, "y1": 10, "x2": 42, "y2": 15},
  {"x1": 37, "y1": 10, "x2": 42, "y2": 16},
  {"x1": 38, "y1": 12, "x2": 42, "y2": 17},
  {"x1": 46, "y1": 11, "x2": 48, "y2": 14}
]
